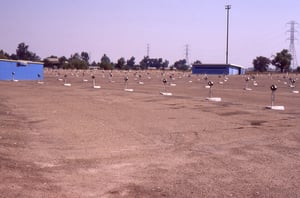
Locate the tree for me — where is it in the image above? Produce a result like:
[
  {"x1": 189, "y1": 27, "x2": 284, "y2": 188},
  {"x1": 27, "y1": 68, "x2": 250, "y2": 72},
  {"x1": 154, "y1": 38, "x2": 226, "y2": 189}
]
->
[
  {"x1": 90, "y1": 61, "x2": 97, "y2": 66},
  {"x1": 59, "y1": 56, "x2": 68, "y2": 66},
  {"x1": 0, "y1": 50, "x2": 10, "y2": 59},
  {"x1": 10, "y1": 54, "x2": 18, "y2": 60},
  {"x1": 43, "y1": 55, "x2": 59, "y2": 68},
  {"x1": 68, "y1": 58, "x2": 88, "y2": 69},
  {"x1": 15, "y1": 42, "x2": 40, "y2": 61},
  {"x1": 252, "y1": 56, "x2": 271, "y2": 72},
  {"x1": 115, "y1": 57, "x2": 126, "y2": 70},
  {"x1": 59, "y1": 56, "x2": 69, "y2": 69},
  {"x1": 70, "y1": 53, "x2": 81, "y2": 60},
  {"x1": 174, "y1": 59, "x2": 188, "y2": 71},
  {"x1": 100, "y1": 54, "x2": 113, "y2": 70},
  {"x1": 62, "y1": 53, "x2": 88, "y2": 69},
  {"x1": 139, "y1": 56, "x2": 149, "y2": 70},
  {"x1": 139, "y1": 56, "x2": 168, "y2": 70},
  {"x1": 193, "y1": 60, "x2": 202, "y2": 65},
  {"x1": 16, "y1": 42, "x2": 29, "y2": 60},
  {"x1": 30, "y1": 52, "x2": 41, "y2": 61},
  {"x1": 271, "y1": 49, "x2": 292, "y2": 73},
  {"x1": 81, "y1": 51, "x2": 90, "y2": 65},
  {"x1": 162, "y1": 60, "x2": 169, "y2": 70},
  {"x1": 126, "y1": 56, "x2": 135, "y2": 70}
]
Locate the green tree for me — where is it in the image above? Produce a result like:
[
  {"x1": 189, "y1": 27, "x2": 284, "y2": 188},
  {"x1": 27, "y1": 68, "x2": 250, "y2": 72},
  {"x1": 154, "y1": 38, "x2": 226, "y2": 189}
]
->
[
  {"x1": 81, "y1": 51, "x2": 90, "y2": 65},
  {"x1": 59, "y1": 56, "x2": 68, "y2": 65},
  {"x1": 43, "y1": 55, "x2": 59, "y2": 68},
  {"x1": 10, "y1": 54, "x2": 18, "y2": 60},
  {"x1": 174, "y1": 59, "x2": 188, "y2": 71},
  {"x1": 90, "y1": 61, "x2": 97, "y2": 66},
  {"x1": 193, "y1": 60, "x2": 202, "y2": 65},
  {"x1": 126, "y1": 56, "x2": 135, "y2": 70},
  {"x1": 271, "y1": 49, "x2": 292, "y2": 73},
  {"x1": 64, "y1": 53, "x2": 88, "y2": 69},
  {"x1": 70, "y1": 53, "x2": 81, "y2": 60},
  {"x1": 16, "y1": 42, "x2": 40, "y2": 61},
  {"x1": 69, "y1": 58, "x2": 88, "y2": 69},
  {"x1": 139, "y1": 56, "x2": 149, "y2": 70},
  {"x1": 162, "y1": 60, "x2": 169, "y2": 70},
  {"x1": 252, "y1": 56, "x2": 271, "y2": 72},
  {"x1": 0, "y1": 50, "x2": 10, "y2": 59},
  {"x1": 115, "y1": 57, "x2": 126, "y2": 70},
  {"x1": 53, "y1": 56, "x2": 68, "y2": 69},
  {"x1": 139, "y1": 57, "x2": 168, "y2": 69},
  {"x1": 100, "y1": 54, "x2": 113, "y2": 70},
  {"x1": 16, "y1": 42, "x2": 29, "y2": 60}
]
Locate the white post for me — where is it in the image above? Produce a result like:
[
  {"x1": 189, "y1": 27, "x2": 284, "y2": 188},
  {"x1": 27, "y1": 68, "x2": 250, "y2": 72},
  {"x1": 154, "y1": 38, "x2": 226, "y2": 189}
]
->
[
  {"x1": 271, "y1": 91, "x2": 275, "y2": 107},
  {"x1": 12, "y1": 72, "x2": 15, "y2": 81}
]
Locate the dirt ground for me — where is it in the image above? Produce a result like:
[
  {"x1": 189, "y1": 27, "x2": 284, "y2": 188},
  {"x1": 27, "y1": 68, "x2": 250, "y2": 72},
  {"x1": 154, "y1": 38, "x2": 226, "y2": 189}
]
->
[{"x1": 0, "y1": 70, "x2": 300, "y2": 197}]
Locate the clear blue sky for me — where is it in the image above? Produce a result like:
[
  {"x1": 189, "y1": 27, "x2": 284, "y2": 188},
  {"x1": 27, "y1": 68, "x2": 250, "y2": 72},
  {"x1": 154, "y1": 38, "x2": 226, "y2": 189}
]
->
[{"x1": 1, "y1": 0, "x2": 299, "y2": 68}]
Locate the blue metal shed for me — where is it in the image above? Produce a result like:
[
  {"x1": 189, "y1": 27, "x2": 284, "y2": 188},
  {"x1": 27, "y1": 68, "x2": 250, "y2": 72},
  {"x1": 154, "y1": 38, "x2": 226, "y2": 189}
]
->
[
  {"x1": 192, "y1": 64, "x2": 245, "y2": 75},
  {"x1": 0, "y1": 59, "x2": 44, "y2": 80}
]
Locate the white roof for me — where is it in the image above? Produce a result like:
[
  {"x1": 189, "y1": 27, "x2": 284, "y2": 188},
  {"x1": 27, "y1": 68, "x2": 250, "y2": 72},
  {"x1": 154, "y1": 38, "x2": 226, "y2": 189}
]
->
[{"x1": 0, "y1": 58, "x2": 43, "y2": 64}]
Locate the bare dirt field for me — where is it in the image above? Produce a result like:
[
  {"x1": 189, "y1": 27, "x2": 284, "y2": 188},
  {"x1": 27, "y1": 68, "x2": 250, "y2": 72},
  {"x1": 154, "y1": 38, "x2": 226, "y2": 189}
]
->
[{"x1": 0, "y1": 70, "x2": 300, "y2": 197}]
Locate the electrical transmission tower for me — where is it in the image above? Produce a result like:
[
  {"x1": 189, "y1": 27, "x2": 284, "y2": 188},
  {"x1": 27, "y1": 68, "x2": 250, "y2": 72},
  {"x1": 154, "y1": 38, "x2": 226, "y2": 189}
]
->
[
  {"x1": 185, "y1": 44, "x2": 190, "y2": 66},
  {"x1": 287, "y1": 20, "x2": 298, "y2": 70}
]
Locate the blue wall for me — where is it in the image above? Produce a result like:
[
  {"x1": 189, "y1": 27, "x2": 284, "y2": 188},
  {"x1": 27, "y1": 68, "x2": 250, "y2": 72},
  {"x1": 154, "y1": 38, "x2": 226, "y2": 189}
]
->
[
  {"x1": 228, "y1": 66, "x2": 239, "y2": 75},
  {"x1": 0, "y1": 59, "x2": 44, "y2": 80},
  {"x1": 192, "y1": 64, "x2": 243, "y2": 75},
  {"x1": 192, "y1": 66, "x2": 227, "y2": 75}
]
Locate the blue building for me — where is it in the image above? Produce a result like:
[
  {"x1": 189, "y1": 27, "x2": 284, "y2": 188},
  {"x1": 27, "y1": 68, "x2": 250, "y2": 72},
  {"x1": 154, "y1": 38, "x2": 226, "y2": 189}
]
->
[
  {"x1": 192, "y1": 64, "x2": 245, "y2": 75},
  {"x1": 0, "y1": 59, "x2": 44, "y2": 80}
]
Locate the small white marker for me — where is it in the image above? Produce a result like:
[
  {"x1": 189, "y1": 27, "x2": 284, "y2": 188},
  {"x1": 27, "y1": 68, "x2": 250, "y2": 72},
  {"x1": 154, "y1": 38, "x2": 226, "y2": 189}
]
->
[
  {"x1": 124, "y1": 88, "x2": 134, "y2": 92},
  {"x1": 206, "y1": 97, "x2": 222, "y2": 102},
  {"x1": 266, "y1": 106, "x2": 285, "y2": 110},
  {"x1": 160, "y1": 92, "x2": 172, "y2": 96}
]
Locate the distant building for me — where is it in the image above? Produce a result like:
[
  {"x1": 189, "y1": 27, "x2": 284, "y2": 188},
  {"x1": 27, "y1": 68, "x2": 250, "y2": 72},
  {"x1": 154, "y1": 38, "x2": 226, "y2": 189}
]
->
[
  {"x1": 148, "y1": 67, "x2": 158, "y2": 70},
  {"x1": 0, "y1": 59, "x2": 44, "y2": 80},
  {"x1": 192, "y1": 63, "x2": 245, "y2": 75},
  {"x1": 44, "y1": 57, "x2": 60, "y2": 68},
  {"x1": 45, "y1": 57, "x2": 59, "y2": 64},
  {"x1": 88, "y1": 65, "x2": 101, "y2": 70}
]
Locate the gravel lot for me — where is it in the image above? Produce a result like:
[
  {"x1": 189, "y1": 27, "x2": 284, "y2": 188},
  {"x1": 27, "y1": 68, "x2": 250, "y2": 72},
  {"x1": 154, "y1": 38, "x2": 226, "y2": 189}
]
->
[{"x1": 0, "y1": 70, "x2": 299, "y2": 197}]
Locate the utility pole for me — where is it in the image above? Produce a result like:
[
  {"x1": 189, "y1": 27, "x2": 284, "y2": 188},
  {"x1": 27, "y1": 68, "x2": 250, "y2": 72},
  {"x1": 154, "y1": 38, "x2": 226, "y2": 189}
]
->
[
  {"x1": 225, "y1": 5, "x2": 231, "y2": 65},
  {"x1": 287, "y1": 20, "x2": 298, "y2": 70},
  {"x1": 147, "y1": 44, "x2": 150, "y2": 57},
  {"x1": 185, "y1": 44, "x2": 190, "y2": 66}
]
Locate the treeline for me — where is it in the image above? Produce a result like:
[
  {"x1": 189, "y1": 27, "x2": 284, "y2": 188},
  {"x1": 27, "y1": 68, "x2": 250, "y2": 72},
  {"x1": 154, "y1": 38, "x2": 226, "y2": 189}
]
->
[
  {"x1": 0, "y1": 42, "x2": 197, "y2": 71},
  {"x1": 252, "y1": 49, "x2": 299, "y2": 73},
  {"x1": 2, "y1": 42, "x2": 298, "y2": 72},
  {"x1": 0, "y1": 43, "x2": 40, "y2": 62}
]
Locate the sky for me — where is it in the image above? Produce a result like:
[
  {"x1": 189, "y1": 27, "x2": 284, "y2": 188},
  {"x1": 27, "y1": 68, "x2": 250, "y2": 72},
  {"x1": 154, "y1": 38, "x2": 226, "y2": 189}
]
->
[{"x1": 1, "y1": 0, "x2": 300, "y2": 68}]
